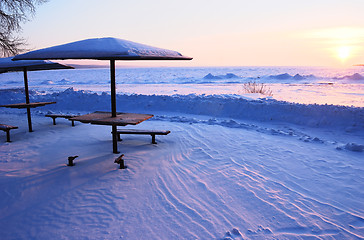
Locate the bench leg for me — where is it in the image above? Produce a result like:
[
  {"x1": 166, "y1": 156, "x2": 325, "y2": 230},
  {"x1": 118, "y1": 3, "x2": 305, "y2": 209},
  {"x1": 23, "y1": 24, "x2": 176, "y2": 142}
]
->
[
  {"x1": 5, "y1": 130, "x2": 11, "y2": 142},
  {"x1": 151, "y1": 134, "x2": 157, "y2": 144},
  {"x1": 67, "y1": 158, "x2": 74, "y2": 166},
  {"x1": 67, "y1": 156, "x2": 78, "y2": 166},
  {"x1": 118, "y1": 158, "x2": 126, "y2": 169},
  {"x1": 52, "y1": 117, "x2": 56, "y2": 125},
  {"x1": 71, "y1": 120, "x2": 75, "y2": 127},
  {"x1": 117, "y1": 133, "x2": 122, "y2": 141}
]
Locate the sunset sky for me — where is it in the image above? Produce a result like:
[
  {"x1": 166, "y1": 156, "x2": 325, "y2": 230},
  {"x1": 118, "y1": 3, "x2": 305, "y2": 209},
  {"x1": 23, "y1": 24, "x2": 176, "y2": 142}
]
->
[{"x1": 21, "y1": 0, "x2": 364, "y2": 67}]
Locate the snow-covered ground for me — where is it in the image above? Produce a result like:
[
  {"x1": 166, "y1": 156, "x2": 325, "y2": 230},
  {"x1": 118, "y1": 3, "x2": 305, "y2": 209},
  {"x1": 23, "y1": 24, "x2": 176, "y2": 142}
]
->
[{"x1": 0, "y1": 66, "x2": 363, "y2": 239}]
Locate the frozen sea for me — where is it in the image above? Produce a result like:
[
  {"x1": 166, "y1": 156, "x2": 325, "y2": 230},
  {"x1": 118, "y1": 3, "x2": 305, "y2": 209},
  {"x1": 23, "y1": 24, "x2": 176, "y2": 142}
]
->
[{"x1": 1, "y1": 66, "x2": 364, "y2": 107}]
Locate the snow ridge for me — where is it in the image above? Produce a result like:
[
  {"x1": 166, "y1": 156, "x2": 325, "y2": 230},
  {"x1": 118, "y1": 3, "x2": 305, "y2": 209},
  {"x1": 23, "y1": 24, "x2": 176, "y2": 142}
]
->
[{"x1": 1, "y1": 88, "x2": 362, "y2": 130}]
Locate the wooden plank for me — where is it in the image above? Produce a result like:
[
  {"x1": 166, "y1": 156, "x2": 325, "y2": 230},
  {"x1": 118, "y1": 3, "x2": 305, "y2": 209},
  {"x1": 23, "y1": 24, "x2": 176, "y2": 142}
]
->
[
  {"x1": 71, "y1": 111, "x2": 153, "y2": 125},
  {"x1": 116, "y1": 129, "x2": 170, "y2": 135},
  {"x1": 45, "y1": 114, "x2": 78, "y2": 119},
  {"x1": 91, "y1": 113, "x2": 153, "y2": 126},
  {"x1": 70, "y1": 111, "x2": 114, "y2": 122},
  {"x1": 0, "y1": 124, "x2": 18, "y2": 142},
  {"x1": 0, "y1": 102, "x2": 56, "y2": 109},
  {"x1": 116, "y1": 129, "x2": 170, "y2": 144},
  {"x1": 45, "y1": 114, "x2": 79, "y2": 126},
  {"x1": 0, "y1": 124, "x2": 18, "y2": 130}
]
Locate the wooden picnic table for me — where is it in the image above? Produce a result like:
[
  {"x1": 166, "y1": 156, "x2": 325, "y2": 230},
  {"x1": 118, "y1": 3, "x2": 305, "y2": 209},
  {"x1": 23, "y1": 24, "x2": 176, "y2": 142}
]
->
[
  {"x1": 0, "y1": 101, "x2": 56, "y2": 132},
  {"x1": 70, "y1": 111, "x2": 154, "y2": 153}
]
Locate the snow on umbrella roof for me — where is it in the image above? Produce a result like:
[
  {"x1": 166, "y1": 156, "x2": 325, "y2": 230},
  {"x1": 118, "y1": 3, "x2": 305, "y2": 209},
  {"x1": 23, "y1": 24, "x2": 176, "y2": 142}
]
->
[
  {"x1": 0, "y1": 57, "x2": 73, "y2": 73},
  {"x1": 11, "y1": 37, "x2": 192, "y2": 153},
  {"x1": 12, "y1": 37, "x2": 192, "y2": 61}
]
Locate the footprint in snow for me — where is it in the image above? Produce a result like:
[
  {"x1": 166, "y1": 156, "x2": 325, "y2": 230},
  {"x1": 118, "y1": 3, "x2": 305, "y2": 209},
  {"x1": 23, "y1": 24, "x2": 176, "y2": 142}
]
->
[
  {"x1": 247, "y1": 225, "x2": 272, "y2": 235},
  {"x1": 221, "y1": 228, "x2": 243, "y2": 240}
]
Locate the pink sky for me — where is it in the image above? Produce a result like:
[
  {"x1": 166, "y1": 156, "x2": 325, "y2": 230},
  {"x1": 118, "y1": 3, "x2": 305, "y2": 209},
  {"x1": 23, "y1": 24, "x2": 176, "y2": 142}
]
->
[{"x1": 21, "y1": 0, "x2": 364, "y2": 67}]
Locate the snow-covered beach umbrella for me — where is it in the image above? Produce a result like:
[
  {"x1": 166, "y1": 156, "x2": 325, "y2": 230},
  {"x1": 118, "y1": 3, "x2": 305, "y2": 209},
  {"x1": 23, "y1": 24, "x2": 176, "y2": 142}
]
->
[
  {"x1": 0, "y1": 57, "x2": 74, "y2": 132},
  {"x1": 0, "y1": 57, "x2": 73, "y2": 73},
  {"x1": 13, "y1": 37, "x2": 192, "y2": 152}
]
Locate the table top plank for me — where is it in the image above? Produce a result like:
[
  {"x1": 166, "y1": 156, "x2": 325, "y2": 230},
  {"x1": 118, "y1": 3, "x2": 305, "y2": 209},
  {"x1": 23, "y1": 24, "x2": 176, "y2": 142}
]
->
[
  {"x1": 70, "y1": 112, "x2": 112, "y2": 122},
  {"x1": 70, "y1": 111, "x2": 154, "y2": 126},
  {"x1": 0, "y1": 102, "x2": 56, "y2": 109}
]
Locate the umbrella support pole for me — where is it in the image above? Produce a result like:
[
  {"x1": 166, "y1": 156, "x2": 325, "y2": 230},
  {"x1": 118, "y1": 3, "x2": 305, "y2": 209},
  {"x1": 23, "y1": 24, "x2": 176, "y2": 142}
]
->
[
  {"x1": 23, "y1": 68, "x2": 33, "y2": 132},
  {"x1": 110, "y1": 60, "x2": 119, "y2": 153},
  {"x1": 110, "y1": 60, "x2": 116, "y2": 118}
]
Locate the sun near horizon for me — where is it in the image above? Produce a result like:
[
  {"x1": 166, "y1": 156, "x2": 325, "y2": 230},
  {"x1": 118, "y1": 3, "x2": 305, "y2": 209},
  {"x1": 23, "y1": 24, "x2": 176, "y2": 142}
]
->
[
  {"x1": 337, "y1": 46, "x2": 351, "y2": 62},
  {"x1": 314, "y1": 27, "x2": 364, "y2": 67}
]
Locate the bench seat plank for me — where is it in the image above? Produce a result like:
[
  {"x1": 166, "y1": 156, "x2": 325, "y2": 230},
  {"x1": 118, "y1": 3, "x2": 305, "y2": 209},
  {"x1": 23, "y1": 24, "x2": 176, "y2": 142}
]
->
[
  {"x1": 116, "y1": 129, "x2": 170, "y2": 135},
  {"x1": 116, "y1": 129, "x2": 170, "y2": 144},
  {"x1": 0, "y1": 124, "x2": 18, "y2": 131},
  {"x1": 0, "y1": 124, "x2": 18, "y2": 142},
  {"x1": 45, "y1": 114, "x2": 77, "y2": 119},
  {"x1": 45, "y1": 114, "x2": 79, "y2": 126}
]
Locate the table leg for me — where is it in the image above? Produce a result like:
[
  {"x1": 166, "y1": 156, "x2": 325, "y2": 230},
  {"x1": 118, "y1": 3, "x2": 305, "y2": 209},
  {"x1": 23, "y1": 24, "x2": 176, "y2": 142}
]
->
[
  {"x1": 6, "y1": 130, "x2": 11, "y2": 142},
  {"x1": 26, "y1": 108, "x2": 33, "y2": 132}
]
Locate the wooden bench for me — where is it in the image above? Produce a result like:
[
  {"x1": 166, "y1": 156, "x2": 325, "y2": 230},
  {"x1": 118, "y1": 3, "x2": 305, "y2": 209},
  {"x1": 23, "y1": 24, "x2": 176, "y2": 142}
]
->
[
  {"x1": 45, "y1": 114, "x2": 79, "y2": 126},
  {"x1": 115, "y1": 129, "x2": 171, "y2": 144},
  {"x1": 0, "y1": 124, "x2": 18, "y2": 142}
]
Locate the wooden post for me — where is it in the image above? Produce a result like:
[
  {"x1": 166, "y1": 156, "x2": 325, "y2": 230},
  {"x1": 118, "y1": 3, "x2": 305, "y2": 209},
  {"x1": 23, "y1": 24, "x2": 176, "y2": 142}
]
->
[
  {"x1": 110, "y1": 60, "x2": 119, "y2": 153},
  {"x1": 114, "y1": 154, "x2": 126, "y2": 169},
  {"x1": 52, "y1": 117, "x2": 56, "y2": 125},
  {"x1": 23, "y1": 68, "x2": 33, "y2": 132},
  {"x1": 151, "y1": 134, "x2": 156, "y2": 144},
  {"x1": 6, "y1": 130, "x2": 11, "y2": 142},
  {"x1": 110, "y1": 60, "x2": 116, "y2": 118},
  {"x1": 67, "y1": 156, "x2": 78, "y2": 166}
]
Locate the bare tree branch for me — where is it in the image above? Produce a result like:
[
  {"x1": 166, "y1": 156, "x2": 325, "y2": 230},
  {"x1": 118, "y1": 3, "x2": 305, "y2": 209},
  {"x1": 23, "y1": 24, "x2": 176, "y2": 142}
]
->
[{"x1": 0, "y1": 0, "x2": 47, "y2": 57}]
